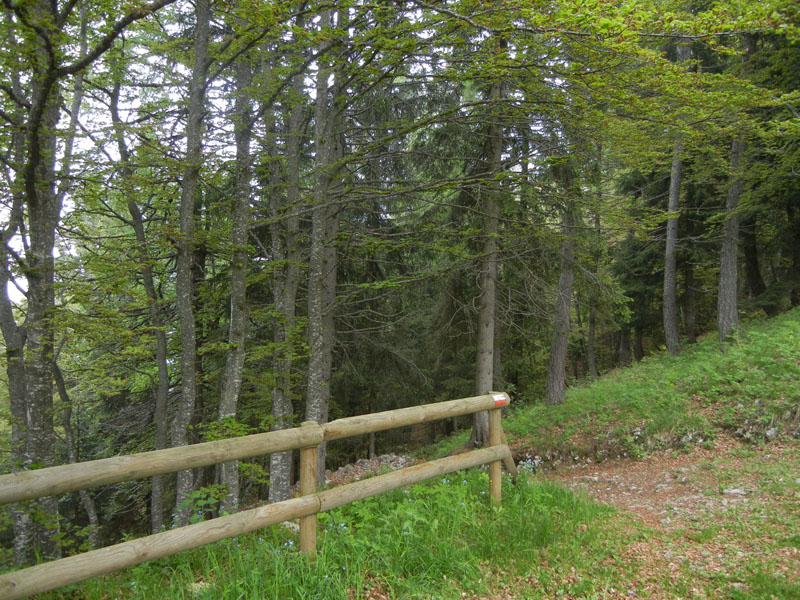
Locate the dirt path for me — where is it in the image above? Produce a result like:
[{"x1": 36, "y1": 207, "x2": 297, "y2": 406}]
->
[{"x1": 548, "y1": 434, "x2": 800, "y2": 598}]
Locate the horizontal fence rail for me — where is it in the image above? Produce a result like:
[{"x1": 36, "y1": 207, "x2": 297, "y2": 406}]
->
[
  {"x1": 0, "y1": 392, "x2": 516, "y2": 600},
  {"x1": 0, "y1": 393, "x2": 510, "y2": 505}
]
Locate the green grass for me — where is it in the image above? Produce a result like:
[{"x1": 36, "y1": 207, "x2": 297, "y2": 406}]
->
[
  {"x1": 41, "y1": 473, "x2": 627, "y2": 599},
  {"x1": 466, "y1": 308, "x2": 800, "y2": 462}
]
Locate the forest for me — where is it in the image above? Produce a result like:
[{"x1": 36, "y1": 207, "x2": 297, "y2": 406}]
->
[{"x1": 0, "y1": 0, "x2": 798, "y2": 570}]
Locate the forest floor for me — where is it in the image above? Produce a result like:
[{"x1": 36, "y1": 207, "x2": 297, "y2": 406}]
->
[{"x1": 468, "y1": 433, "x2": 800, "y2": 599}]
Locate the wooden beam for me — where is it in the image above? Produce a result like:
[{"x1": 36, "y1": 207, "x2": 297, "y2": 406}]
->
[
  {"x1": 0, "y1": 426, "x2": 325, "y2": 505},
  {"x1": 322, "y1": 393, "x2": 510, "y2": 441},
  {"x1": 299, "y1": 422, "x2": 319, "y2": 554},
  {"x1": 488, "y1": 408, "x2": 502, "y2": 501}
]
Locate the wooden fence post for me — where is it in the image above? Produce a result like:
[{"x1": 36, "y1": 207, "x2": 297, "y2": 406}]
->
[
  {"x1": 488, "y1": 407, "x2": 502, "y2": 502},
  {"x1": 299, "y1": 421, "x2": 319, "y2": 555}
]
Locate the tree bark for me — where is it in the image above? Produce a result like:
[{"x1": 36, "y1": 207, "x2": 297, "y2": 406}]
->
[
  {"x1": 306, "y1": 8, "x2": 341, "y2": 485},
  {"x1": 718, "y1": 137, "x2": 746, "y2": 343},
  {"x1": 269, "y1": 24, "x2": 305, "y2": 503},
  {"x1": 470, "y1": 76, "x2": 503, "y2": 447},
  {"x1": 663, "y1": 41, "x2": 692, "y2": 356},
  {"x1": 663, "y1": 136, "x2": 683, "y2": 356},
  {"x1": 218, "y1": 54, "x2": 253, "y2": 515},
  {"x1": 546, "y1": 201, "x2": 576, "y2": 406},
  {"x1": 172, "y1": 0, "x2": 210, "y2": 527}
]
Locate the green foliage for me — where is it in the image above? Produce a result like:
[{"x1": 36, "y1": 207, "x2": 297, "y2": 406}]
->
[
  {"x1": 179, "y1": 486, "x2": 230, "y2": 524},
  {"x1": 194, "y1": 419, "x2": 254, "y2": 442}
]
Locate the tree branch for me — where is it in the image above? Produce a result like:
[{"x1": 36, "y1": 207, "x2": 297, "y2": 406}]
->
[{"x1": 56, "y1": 0, "x2": 179, "y2": 78}]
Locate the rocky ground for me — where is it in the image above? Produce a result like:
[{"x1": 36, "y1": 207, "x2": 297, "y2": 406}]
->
[{"x1": 323, "y1": 454, "x2": 419, "y2": 487}]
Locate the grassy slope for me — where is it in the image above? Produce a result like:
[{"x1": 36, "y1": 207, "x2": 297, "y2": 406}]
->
[
  {"x1": 431, "y1": 307, "x2": 800, "y2": 463},
  {"x1": 40, "y1": 309, "x2": 800, "y2": 599}
]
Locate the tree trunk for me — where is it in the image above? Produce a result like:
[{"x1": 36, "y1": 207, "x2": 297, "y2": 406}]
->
[
  {"x1": 0, "y1": 233, "x2": 33, "y2": 564},
  {"x1": 218, "y1": 55, "x2": 253, "y2": 515},
  {"x1": 470, "y1": 77, "x2": 503, "y2": 447},
  {"x1": 306, "y1": 8, "x2": 341, "y2": 485},
  {"x1": 19, "y1": 1, "x2": 66, "y2": 558},
  {"x1": 663, "y1": 136, "x2": 683, "y2": 356},
  {"x1": 718, "y1": 138, "x2": 746, "y2": 343},
  {"x1": 546, "y1": 202, "x2": 576, "y2": 406},
  {"x1": 269, "y1": 30, "x2": 304, "y2": 503},
  {"x1": 172, "y1": 0, "x2": 210, "y2": 527},
  {"x1": 663, "y1": 41, "x2": 692, "y2": 356}
]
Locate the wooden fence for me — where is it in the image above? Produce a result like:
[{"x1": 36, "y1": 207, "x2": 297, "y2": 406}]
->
[{"x1": 0, "y1": 392, "x2": 517, "y2": 599}]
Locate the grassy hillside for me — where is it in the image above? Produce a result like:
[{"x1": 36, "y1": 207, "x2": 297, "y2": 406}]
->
[
  {"x1": 431, "y1": 308, "x2": 800, "y2": 463},
  {"x1": 38, "y1": 309, "x2": 800, "y2": 599}
]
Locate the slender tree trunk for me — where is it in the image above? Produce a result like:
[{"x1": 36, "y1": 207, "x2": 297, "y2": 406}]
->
[
  {"x1": 268, "y1": 55, "x2": 303, "y2": 503},
  {"x1": 0, "y1": 11, "x2": 33, "y2": 566},
  {"x1": 269, "y1": 48, "x2": 305, "y2": 502},
  {"x1": 269, "y1": 12, "x2": 306, "y2": 505},
  {"x1": 663, "y1": 136, "x2": 683, "y2": 355},
  {"x1": 663, "y1": 41, "x2": 692, "y2": 356},
  {"x1": 470, "y1": 88, "x2": 502, "y2": 446},
  {"x1": 21, "y1": 2, "x2": 66, "y2": 558},
  {"x1": 718, "y1": 138, "x2": 746, "y2": 343},
  {"x1": 218, "y1": 56, "x2": 253, "y2": 515},
  {"x1": 471, "y1": 186, "x2": 498, "y2": 444},
  {"x1": 546, "y1": 202, "x2": 576, "y2": 406},
  {"x1": 469, "y1": 30, "x2": 505, "y2": 446},
  {"x1": 306, "y1": 8, "x2": 341, "y2": 485},
  {"x1": 0, "y1": 222, "x2": 32, "y2": 564},
  {"x1": 172, "y1": 0, "x2": 210, "y2": 527}
]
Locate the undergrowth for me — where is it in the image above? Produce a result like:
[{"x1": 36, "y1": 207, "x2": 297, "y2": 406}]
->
[{"x1": 43, "y1": 472, "x2": 623, "y2": 599}]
